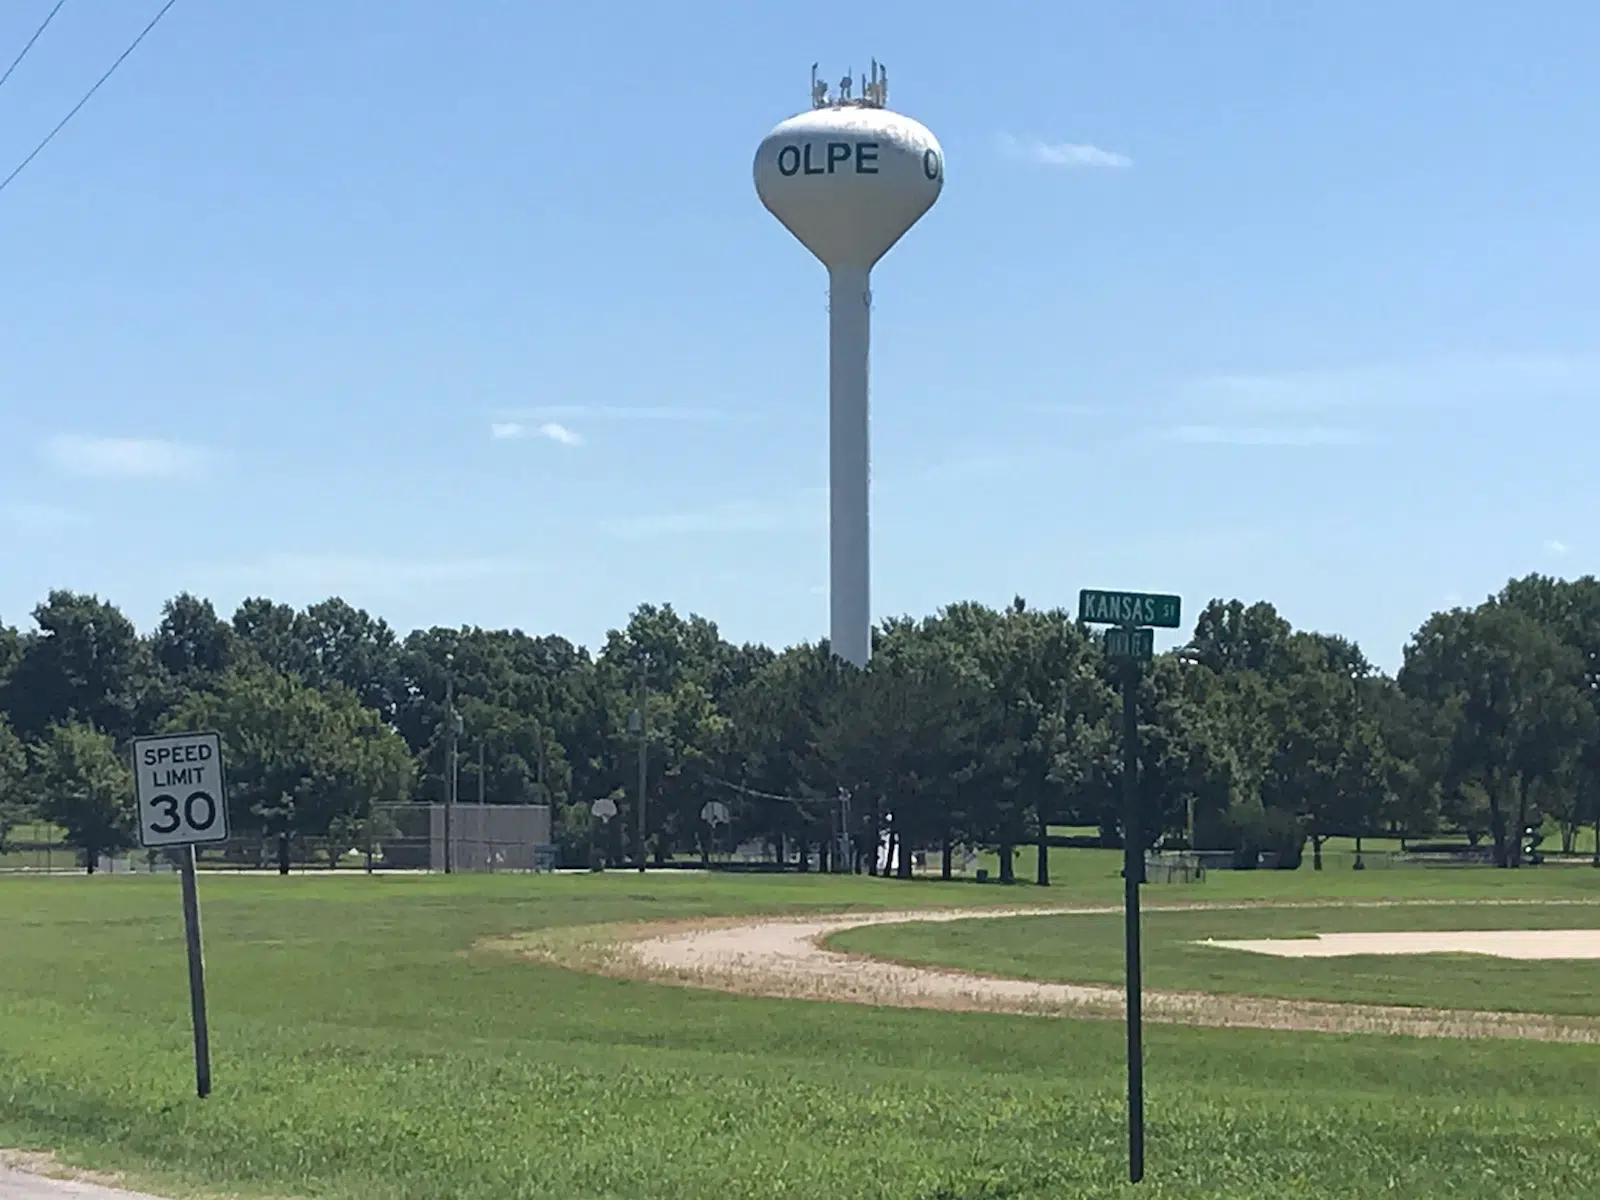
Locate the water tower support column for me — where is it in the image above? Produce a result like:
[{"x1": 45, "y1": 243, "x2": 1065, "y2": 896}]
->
[{"x1": 828, "y1": 264, "x2": 872, "y2": 667}]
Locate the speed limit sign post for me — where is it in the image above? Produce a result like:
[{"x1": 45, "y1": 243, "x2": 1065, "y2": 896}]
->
[{"x1": 133, "y1": 730, "x2": 228, "y2": 1100}]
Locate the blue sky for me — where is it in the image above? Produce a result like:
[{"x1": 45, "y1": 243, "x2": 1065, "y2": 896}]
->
[{"x1": 3, "y1": 1, "x2": 1599, "y2": 672}]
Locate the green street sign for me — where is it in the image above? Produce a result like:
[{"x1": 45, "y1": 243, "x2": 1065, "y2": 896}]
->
[
  {"x1": 1079, "y1": 589, "x2": 1182, "y2": 629},
  {"x1": 1104, "y1": 626, "x2": 1155, "y2": 662}
]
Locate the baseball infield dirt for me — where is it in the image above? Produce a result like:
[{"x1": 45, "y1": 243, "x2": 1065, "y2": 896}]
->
[{"x1": 516, "y1": 904, "x2": 1600, "y2": 1044}]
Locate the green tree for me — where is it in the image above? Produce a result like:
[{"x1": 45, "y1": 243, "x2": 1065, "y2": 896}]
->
[
  {"x1": 3, "y1": 591, "x2": 149, "y2": 742},
  {"x1": 151, "y1": 592, "x2": 236, "y2": 685},
  {"x1": 1498, "y1": 574, "x2": 1600, "y2": 853},
  {"x1": 296, "y1": 597, "x2": 404, "y2": 720},
  {"x1": 725, "y1": 642, "x2": 851, "y2": 867},
  {"x1": 397, "y1": 626, "x2": 591, "y2": 813},
  {"x1": 144, "y1": 593, "x2": 237, "y2": 723},
  {"x1": 231, "y1": 597, "x2": 308, "y2": 677},
  {"x1": 1361, "y1": 677, "x2": 1443, "y2": 837},
  {"x1": 0, "y1": 617, "x2": 20, "y2": 691},
  {"x1": 170, "y1": 663, "x2": 413, "y2": 872},
  {"x1": 1260, "y1": 665, "x2": 1388, "y2": 868},
  {"x1": 28, "y1": 721, "x2": 135, "y2": 873},
  {"x1": 1401, "y1": 602, "x2": 1593, "y2": 866},
  {"x1": 0, "y1": 717, "x2": 29, "y2": 851},
  {"x1": 1189, "y1": 599, "x2": 1294, "y2": 677},
  {"x1": 1132, "y1": 655, "x2": 1231, "y2": 853}
]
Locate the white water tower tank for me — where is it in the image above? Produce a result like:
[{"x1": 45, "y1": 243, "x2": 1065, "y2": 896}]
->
[{"x1": 754, "y1": 63, "x2": 944, "y2": 666}]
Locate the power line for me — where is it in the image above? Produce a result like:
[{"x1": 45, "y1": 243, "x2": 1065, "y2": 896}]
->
[
  {"x1": 705, "y1": 775, "x2": 831, "y2": 808},
  {"x1": 0, "y1": 0, "x2": 69, "y2": 93},
  {"x1": 0, "y1": 0, "x2": 179, "y2": 198}
]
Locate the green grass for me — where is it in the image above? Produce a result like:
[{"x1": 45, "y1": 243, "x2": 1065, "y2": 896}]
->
[
  {"x1": 2, "y1": 862, "x2": 1600, "y2": 1198},
  {"x1": 831, "y1": 891, "x2": 1600, "y2": 1016}
]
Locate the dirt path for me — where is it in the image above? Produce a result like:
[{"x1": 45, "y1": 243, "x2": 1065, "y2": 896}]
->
[
  {"x1": 569, "y1": 903, "x2": 1600, "y2": 1043},
  {"x1": 0, "y1": 1154, "x2": 168, "y2": 1200}
]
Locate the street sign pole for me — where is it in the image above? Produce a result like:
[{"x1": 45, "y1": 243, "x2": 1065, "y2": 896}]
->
[
  {"x1": 134, "y1": 730, "x2": 229, "y2": 1102},
  {"x1": 1080, "y1": 589, "x2": 1177, "y2": 1186},
  {"x1": 177, "y1": 844, "x2": 212, "y2": 1099},
  {"x1": 1121, "y1": 648, "x2": 1145, "y2": 1184}
]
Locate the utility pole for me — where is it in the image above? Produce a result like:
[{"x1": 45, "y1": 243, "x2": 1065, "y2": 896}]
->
[
  {"x1": 477, "y1": 741, "x2": 486, "y2": 805},
  {"x1": 444, "y1": 655, "x2": 457, "y2": 874},
  {"x1": 634, "y1": 660, "x2": 648, "y2": 873},
  {"x1": 837, "y1": 787, "x2": 853, "y2": 874},
  {"x1": 537, "y1": 736, "x2": 549, "y2": 806}
]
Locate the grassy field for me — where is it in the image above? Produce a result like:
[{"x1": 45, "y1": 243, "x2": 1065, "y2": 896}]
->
[
  {"x1": 4, "y1": 862, "x2": 1600, "y2": 1198},
  {"x1": 831, "y1": 890, "x2": 1600, "y2": 1016}
]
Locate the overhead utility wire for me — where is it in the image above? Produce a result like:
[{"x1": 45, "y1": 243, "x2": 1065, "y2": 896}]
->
[
  {"x1": 0, "y1": 0, "x2": 69, "y2": 93},
  {"x1": 0, "y1": 0, "x2": 179, "y2": 198},
  {"x1": 705, "y1": 775, "x2": 833, "y2": 808}
]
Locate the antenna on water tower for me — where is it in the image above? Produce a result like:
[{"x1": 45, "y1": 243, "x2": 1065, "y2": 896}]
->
[{"x1": 753, "y1": 63, "x2": 944, "y2": 666}]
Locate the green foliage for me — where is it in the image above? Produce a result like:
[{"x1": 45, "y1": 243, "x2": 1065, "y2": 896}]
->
[
  {"x1": 0, "y1": 716, "x2": 28, "y2": 851},
  {"x1": 2, "y1": 590, "x2": 149, "y2": 742},
  {"x1": 1199, "y1": 800, "x2": 1305, "y2": 868},
  {"x1": 167, "y1": 662, "x2": 413, "y2": 843},
  {"x1": 7, "y1": 572, "x2": 1600, "y2": 874},
  {"x1": 25, "y1": 720, "x2": 135, "y2": 871},
  {"x1": 1402, "y1": 600, "x2": 1597, "y2": 866}
]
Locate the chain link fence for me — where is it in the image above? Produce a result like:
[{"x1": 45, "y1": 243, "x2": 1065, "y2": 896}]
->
[
  {"x1": 1, "y1": 804, "x2": 556, "y2": 875},
  {"x1": 0, "y1": 827, "x2": 176, "y2": 875}
]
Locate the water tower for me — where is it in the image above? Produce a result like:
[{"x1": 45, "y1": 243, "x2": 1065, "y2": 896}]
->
[{"x1": 754, "y1": 63, "x2": 944, "y2": 666}]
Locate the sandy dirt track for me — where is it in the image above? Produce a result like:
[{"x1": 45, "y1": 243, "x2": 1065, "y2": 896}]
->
[
  {"x1": 599, "y1": 904, "x2": 1600, "y2": 1043},
  {"x1": 0, "y1": 1155, "x2": 166, "y2": 1200}
]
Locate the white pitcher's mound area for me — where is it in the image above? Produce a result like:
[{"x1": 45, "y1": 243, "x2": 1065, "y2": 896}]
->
[{"x1": 1204, "y1": 929, "x2": 1600, "y2": 960}]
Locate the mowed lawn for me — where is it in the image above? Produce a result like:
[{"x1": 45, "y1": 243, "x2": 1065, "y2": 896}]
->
[
  {"x1": 1, "y1": 865, "x2": 1599, "y2": 1199},
  {"x1": 831, "y1": 882, "x2": 1600, "y2": 1017}
]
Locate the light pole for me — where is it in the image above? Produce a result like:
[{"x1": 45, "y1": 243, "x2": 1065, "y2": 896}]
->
[
  {"x1": 630, "y1": 659, "x2": 648, "y2": 873},
  {"x1": 444, "y1": 653, "x2": 460, "y2": 874},
  {"x1": 1172, "y1": 647, "x2": 1205, "y2": 851}
]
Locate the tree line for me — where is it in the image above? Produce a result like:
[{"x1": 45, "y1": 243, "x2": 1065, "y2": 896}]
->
[{"x1": 2, "y1": 575, "x2": 1599, "y2": 875}]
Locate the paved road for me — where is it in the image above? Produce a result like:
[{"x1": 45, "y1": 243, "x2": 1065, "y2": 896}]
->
[{"x1": 0, "y1": 1165, "x2": 167, "y2": 1199}]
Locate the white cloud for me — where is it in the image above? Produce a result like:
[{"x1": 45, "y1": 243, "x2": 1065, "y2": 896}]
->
[
  {"x1": 997, "y1": 132, "x2": 1132, "y2": 169},
  {"x1": 495, "y1": 405, "x2": 740, "y2": 424},
  {"x1": 1163, "y1": 425, "x2": 1366, "y2": 447},
  {"x1": 537, "y1": 422, "x2": 582, "y2": 446},
  {"x1": 489, "y1": 420, "x2": 583, "y2": 446},
  {"x1": 1545, "y1": 538, "x2": 1570, "y2": 556},
  {"x1": 41, "y1": 435, "x2": 210, "y2": 480},
  {"x1": 1185, "y1": 354, "x2": 1600, "y2": 415}
]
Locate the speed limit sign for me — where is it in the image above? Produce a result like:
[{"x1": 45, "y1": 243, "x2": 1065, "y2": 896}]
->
[{"x1": 133, "y1": 731, "x2": 229, "y2": 848}]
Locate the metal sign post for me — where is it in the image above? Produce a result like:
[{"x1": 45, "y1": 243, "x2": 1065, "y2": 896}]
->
[
  {"x1": 1119, "y1": 647, "x2": 1145, "y2": 1184},
  {"x1": 133, "y1": 730, "x2": 229, "y2": 1100},
  {"x1": 177, "y1": 845, "x2": 212, "y2": 1098},
  {"x1": 1082, "y1": 590, "x2": 1179, "y2": 1185}
]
